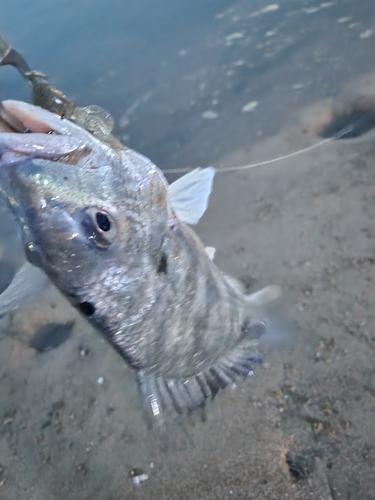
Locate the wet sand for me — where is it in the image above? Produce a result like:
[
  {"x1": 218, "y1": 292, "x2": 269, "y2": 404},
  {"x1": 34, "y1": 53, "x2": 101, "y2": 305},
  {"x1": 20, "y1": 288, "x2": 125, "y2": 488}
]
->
[{"x1": 1, "y1": 1, "x2": 375, "y2": 499}]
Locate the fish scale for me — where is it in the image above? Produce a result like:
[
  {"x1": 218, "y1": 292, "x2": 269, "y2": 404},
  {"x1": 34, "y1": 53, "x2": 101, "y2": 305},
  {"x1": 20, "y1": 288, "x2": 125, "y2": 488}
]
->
[{"x1": 0, "y1": 99, "x2": 281, "y2": 417}]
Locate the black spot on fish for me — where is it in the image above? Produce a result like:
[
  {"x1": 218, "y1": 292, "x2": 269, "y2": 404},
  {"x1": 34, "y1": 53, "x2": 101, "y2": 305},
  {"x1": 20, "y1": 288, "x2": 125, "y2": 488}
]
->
[
  {"x1": 29, "y1": 322, "x2": 74, "y2": 353},
  {"x1": 157, "y1": 253, "x2": 168, "y2": 274},
  {"x1": 78, "y1": 301, "x2": 96, "y2": 316}
]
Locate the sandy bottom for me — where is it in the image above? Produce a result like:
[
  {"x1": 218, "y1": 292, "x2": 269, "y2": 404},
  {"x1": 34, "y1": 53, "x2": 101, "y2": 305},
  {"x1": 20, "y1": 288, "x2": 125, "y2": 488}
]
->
[{"x1": 1, "y1": 72, "x2": 375, "y2": 499}]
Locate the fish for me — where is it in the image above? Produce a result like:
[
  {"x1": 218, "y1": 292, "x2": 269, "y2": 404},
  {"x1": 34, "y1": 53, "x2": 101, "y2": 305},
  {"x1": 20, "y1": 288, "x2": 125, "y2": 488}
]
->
[{"x1": 0, "y1": 99, "x2": 281, "y2": 417}]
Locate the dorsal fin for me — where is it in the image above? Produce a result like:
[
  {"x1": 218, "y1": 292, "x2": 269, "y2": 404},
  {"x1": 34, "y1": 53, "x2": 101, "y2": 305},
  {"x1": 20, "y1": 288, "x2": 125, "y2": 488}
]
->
[{"x1": 167, "y1": 167, "x2": 215, "y2": 225}]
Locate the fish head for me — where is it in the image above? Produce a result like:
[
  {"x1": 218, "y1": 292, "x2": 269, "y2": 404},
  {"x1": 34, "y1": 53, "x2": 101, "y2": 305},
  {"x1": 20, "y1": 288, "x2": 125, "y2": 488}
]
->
[
  {"x1": 0, "y1": 100, "x2": 169, "y2": 306},
  {"x1": 4, "y1": 159, "x2": 121, "y2": 285}
]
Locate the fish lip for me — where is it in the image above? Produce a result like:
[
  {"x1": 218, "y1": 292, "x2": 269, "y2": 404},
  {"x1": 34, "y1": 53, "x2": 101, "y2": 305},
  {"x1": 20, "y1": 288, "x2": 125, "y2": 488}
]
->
[
  {"x1": 1, "y1": 99, "x2": 99, "y2": 140},
  {"x1": 0, "y1": 102, "x2": 28, "y2": 132},
  {"x1": 0, "y1": 100, "x2": 116, "y2": 169},
  {"x1": 1, "y1": 100, "x2": 63, "y2": 134},
  {"x1": 0, "y1": 101, "x2": 91, "y2": 167},
  {"x1": 0, "y1": 100, "x2": 60, "y2": 134}
]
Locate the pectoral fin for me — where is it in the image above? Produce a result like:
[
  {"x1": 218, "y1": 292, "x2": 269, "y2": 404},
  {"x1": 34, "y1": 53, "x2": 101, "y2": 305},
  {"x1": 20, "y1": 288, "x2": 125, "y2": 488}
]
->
[
  {"x1": 168, "y1": 167, "x2": 215, "y2": 224},
  {"x1": 0, "y1": 261, "x2": 49, "y2": 315}
]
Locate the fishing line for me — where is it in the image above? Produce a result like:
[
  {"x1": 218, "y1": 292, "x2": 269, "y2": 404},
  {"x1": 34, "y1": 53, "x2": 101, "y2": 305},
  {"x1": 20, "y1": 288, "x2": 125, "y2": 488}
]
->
[{"x1": 164, "y1": 123, "x2": 355, "y2": 175}]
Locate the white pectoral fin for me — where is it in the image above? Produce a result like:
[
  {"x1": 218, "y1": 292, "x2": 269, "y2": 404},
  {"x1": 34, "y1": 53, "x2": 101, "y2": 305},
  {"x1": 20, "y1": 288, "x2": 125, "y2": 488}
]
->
[
  {"x1": 0, "y1": 261, "x2": 49, "y2": 315},
  {"x1": 168, "y1": 167, "x2": 215, "y2": 224}
]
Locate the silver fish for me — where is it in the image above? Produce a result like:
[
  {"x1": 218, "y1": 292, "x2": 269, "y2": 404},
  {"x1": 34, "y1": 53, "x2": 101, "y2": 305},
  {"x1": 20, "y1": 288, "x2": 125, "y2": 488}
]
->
[{"x1": 0, "y1": 100, "x2": 280, "y2": 416}]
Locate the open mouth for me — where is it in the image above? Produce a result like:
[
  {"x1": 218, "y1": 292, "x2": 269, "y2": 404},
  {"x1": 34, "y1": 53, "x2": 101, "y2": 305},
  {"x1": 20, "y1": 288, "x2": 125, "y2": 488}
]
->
[{"x1": 0, "y1": 100, "x2": 91, "y2": 167}]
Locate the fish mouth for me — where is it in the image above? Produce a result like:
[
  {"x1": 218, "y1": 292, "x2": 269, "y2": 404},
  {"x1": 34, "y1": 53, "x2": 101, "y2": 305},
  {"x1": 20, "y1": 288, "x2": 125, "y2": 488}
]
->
[
  {"x1": 0, "y1": 101, "x2": 107, "y2": 268},
  {"x1": 0, "y1": 100, "x2": 93, "y2": 167},
  {"x1": 0, "y1": 100, "x2": 116, "y2": 218}
]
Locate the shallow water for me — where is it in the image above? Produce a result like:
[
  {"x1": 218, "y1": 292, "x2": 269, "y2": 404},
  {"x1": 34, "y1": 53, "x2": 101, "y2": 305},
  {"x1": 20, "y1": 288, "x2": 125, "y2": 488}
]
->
[{"x1": 1, "y1": 1, "x2": 375, "y2": 499}]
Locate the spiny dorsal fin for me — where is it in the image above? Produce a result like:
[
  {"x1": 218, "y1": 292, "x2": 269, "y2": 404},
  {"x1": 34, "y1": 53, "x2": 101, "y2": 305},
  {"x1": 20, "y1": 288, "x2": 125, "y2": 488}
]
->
[{"x1": 168, "y1": 167, "x2": 215, "y2": 225}]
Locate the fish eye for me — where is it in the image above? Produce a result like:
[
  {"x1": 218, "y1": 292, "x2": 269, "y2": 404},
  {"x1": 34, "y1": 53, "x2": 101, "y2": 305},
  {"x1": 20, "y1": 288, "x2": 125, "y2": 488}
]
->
[
  {"x1": 81, "y1": 208, "x2": 116, "y2": 248},
  {"x1": 96, "y1": 211, "x2": 111, "y2": 232}
]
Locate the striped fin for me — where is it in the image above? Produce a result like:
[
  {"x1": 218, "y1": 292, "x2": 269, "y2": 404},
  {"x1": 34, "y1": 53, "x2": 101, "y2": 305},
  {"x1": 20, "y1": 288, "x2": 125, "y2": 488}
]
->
[{"x1": 137, "y1": 348, "x2": 262, "y2": 418}]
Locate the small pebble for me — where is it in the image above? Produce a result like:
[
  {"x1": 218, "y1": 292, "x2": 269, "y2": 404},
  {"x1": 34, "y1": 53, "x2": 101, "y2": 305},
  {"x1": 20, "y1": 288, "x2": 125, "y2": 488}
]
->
[
  {"x1": 262, "y1": 4, "x2": 279, "y2": 13},
  {"x1": 232, "y1": 59, "x2": 245, "y2": 66},
  {"x1": 242, "y1": 101, "x2": 258, "y2": 113},
  {"x1": 130, "y1": 468, "x2": 149, "y2": 486},
  {"x1": 132, "y1": 474, "x2": 148, "y2": 486},
  {"x1": 79, "y1": 345, "x2": 89, "y2": 357},
  {"x1": 249, "y1": 4, "x2": 279, "y2": 18},
  {"x1": 201, "y1": 110, "x2": 219, "y2": 119},
  {"x1": 359, "y1": 30, "x2": 373, "y2": 39},
  {"x1": 225, "y1": 32, "x2": 244, "y2": 45},
  {"x1": 97, "y1": 377, "x2": 104, "y2": 385}
]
